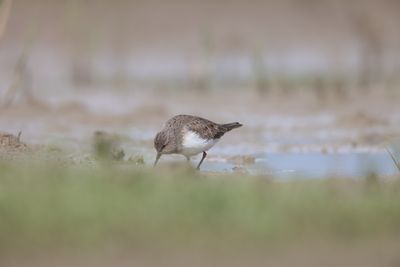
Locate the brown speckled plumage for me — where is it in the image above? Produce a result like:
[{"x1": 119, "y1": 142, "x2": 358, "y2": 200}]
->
[{"x1": 154, "y1": 114, "x2": 242, "y2": 170}]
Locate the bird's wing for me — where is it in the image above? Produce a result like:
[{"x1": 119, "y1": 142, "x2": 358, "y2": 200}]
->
[{"x1": 185, "y1": 119, "x2": 225, "y2": 139}]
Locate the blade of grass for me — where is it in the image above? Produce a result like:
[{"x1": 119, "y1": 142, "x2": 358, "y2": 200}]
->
[{"x1": 386, "y1": 147, "x2": 400, "y2": 171}]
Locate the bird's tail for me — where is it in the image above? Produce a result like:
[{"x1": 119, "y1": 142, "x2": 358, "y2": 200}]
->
[{"x1": 221, "y1": 122, "x2": 243, "y2": 131}]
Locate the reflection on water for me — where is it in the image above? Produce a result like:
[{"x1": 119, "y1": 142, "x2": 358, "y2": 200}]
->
[{"x1": 202, "y1": 152, "x2": 398, "y2": 179}]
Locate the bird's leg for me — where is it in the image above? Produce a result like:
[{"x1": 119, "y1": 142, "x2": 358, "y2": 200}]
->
[
  {"x1": 196, "y1": 151, "x2": 207, "y2": 170},
  {"x1": 185, "y1": 155, "x2": 191, "y2": 165}
]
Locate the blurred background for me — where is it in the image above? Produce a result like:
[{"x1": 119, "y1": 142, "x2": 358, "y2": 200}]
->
[
  {"x1": 2, "y1": 0, "x2": 400, "y2": 92},
  {"x1": 1, "y1": 1, "x2": 400, "y2": 266}
]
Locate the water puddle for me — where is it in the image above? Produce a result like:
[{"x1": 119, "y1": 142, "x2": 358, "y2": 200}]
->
[{"x1": 202, "y1": 152, "x2": 399, "y2": 179}]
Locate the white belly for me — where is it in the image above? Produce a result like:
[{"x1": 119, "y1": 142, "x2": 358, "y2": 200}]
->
[{"x1": 181, "y1": 131, "x2": 219, "y2": 156}]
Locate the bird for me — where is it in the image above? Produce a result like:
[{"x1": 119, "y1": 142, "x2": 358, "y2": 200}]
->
[{"x1": 153, "y1": 114, "x2": 242, "y2": 170}]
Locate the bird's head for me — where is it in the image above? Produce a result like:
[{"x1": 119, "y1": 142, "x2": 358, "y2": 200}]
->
[{"x1": 153, "y1": 131, "x2": 175, "y2": 166}]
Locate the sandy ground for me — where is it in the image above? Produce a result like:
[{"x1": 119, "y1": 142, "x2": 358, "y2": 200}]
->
[
  {"x1": 0, "y1": 87, "x2": 400, "y2": 181},
  {"x1": 1, "y1": 89, "x2": 399, "y2": 158}
]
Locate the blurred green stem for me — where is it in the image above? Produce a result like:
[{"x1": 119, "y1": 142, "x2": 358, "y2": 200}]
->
[
  {"x1": 0, "y1": 0, "x2": 12, "y2": 39},
  {"x1": 387, "y1": 147, "x2": 400, "y2": 171}
]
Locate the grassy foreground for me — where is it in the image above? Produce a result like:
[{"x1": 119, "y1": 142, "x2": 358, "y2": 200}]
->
[{"x1": 0, "y1": 162, "x2": 400, "y2": 252}]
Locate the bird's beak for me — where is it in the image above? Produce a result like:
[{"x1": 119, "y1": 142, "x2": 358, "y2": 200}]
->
[{"x1": 154, "y1": 153, "x2": 161, "y2": 167}]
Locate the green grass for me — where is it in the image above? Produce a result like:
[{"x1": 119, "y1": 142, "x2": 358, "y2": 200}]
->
[{"x1": 0, "y1": 162, "x2": 399, "y2": 251}]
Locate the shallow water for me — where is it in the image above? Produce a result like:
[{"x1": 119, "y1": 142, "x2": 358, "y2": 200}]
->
[{"x1": 202, "y1": 152, "x2": 399, "y2": 179}]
